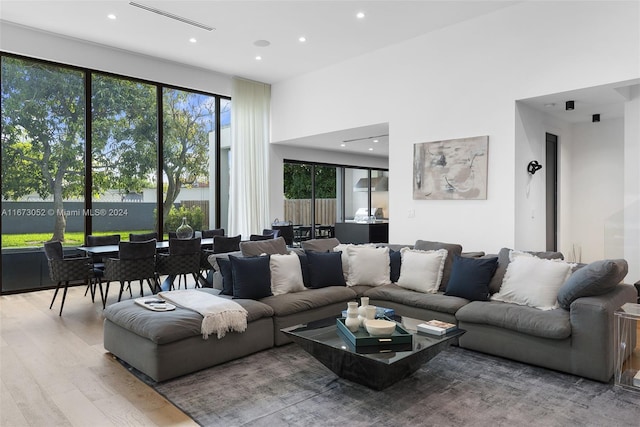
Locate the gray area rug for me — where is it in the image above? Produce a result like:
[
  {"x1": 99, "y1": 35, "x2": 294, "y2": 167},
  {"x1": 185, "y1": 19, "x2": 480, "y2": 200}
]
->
[{"x1": 141, "y1": 345, "x2": 640, "y2": 427}]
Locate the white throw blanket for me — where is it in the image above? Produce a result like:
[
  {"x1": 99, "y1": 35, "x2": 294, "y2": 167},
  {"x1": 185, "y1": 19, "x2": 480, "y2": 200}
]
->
[{"x1": 158, "y1": 290, "x2": 248, "y2": 339}]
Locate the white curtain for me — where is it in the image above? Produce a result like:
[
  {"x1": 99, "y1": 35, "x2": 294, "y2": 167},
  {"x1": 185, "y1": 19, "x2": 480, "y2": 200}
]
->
[{"x1": 228, "y1": 77, "x2": 271, "y2": 239}]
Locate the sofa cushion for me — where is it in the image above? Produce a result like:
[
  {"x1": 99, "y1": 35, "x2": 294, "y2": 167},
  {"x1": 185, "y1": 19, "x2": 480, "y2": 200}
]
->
[
  {"x1": 229, "y1": 255, "x2": 273, "y2": 299},
  {"x1": 305, "y1": 251, "x2": 346, "y2": 288},
  {"x1": 491, "y1": 252, "x2": 573, "y2": 310},
  {"x1": 269, "y1": 252, "x2": 306, "y2": 296},
  {"x1": 396, "y1": 248, "x2": 447, "y2": 293},
  {"x1": 102, "y1": 289, "x2": 274, "y2": 344},
  {"x1": 240, "y1": 236, "x2": 288, "y2": 257},
  {"x1": 365, "y1": 284, "x2": 468, "y2": 315},
  {"x1": 346, "y1": 245, "x2": 391, "y2": 287},
  {"x1": 301, "y1": 237, "x2": 340, "y2": 252},
  {"x1": 414, "y1": 240, "x2": 463, "y2": 291},
  {"x1": 456, "y1": 301, "x2": 571, "y2": 340},
  {"x1": 445, "y1": 255, "x2": 498, "y2": 301},
  {"x1": 557, "y1": 259, "x2": 628, "y2": 310},
  {"x1": 260, "y1": 286, "x2": 357, "y2": 317},
  {"x1": 488, "y1": 248, "x2": 564, "y2": 294}
]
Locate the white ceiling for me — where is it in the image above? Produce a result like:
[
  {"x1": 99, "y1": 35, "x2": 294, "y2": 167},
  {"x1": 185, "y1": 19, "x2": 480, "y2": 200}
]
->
[
  {"x1": 1, "y1": 1, "x2": 635, "y2": 158},
  {"x1": 0, "y1": 1, "x2": 518, "y2": 84}
]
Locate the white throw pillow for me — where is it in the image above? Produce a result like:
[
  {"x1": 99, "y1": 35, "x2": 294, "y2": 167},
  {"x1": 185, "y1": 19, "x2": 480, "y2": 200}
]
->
[
  {"x1": 346, "y1": 245, "x2": 391, "y2": 287},
  {"x1": 269, "y1": 252, "x2": 306, "y2": 296},
  {"x1": 333, "y1": 243, "x2": 376, "y2": 281},
  {"x1": 396, "y1": 248, "x2": 448, "y2": 293},
  {"x1": 490, "y1": 252, "x2": 574, "y2": 310},
  {"x1": 333, "y1": 243, "x2": 354, "y2": 281}
]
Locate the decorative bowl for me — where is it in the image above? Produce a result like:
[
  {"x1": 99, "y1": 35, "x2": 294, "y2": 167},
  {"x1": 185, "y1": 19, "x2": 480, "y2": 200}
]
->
[{"x1": 365, "y1": 319, "x2": 396, "y2": 336}]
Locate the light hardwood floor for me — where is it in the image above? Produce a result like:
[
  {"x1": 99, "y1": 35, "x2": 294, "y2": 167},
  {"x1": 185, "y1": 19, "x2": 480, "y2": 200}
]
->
[{"x1": 0, "y1": 285, "x2": 197, "y2": 427}]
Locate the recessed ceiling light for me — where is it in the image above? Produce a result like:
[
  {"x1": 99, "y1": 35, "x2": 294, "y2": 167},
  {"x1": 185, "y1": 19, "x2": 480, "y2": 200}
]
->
[
  {"x1": 255, "y1": 56, "x2": 262, "y2": 61},
  {"x1": 368, "y1": 147, "x2": 374, "y2": 151},
  {"x1": 107, "y1": 14, "x2": 117, "y2": 20},
  {"x1": 340, "y1": 143, "x2": 346, "y2": 147},
  {"x1": 299, "y1": 36, "x2": 307, "y2": 43},
  {"x1": 356, "y1": 12, "x2": 365, "y2": 19},
  {"x1": 543, "y1": 103, "x2": 556, "y2": 108},
  {"x1": 189, "y1": 38, "x2": 197, "y2": 43},
  {"x1": 373, "y1": 139, "x2": 379, "y2": 143}
]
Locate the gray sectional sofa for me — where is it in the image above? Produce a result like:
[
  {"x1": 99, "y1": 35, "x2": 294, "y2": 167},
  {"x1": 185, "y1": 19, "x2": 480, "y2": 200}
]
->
[{"x1": 103, "y1": 237, "x2": 637, "y2": 383}]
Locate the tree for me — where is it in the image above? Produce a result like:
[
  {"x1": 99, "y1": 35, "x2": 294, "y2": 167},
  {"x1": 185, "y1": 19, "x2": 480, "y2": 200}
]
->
[
  {"x1": 284, "y1": 163, "x2": 336, "y2": 199},
  {"x1": 161, "y1": 89, "x2": 213, "y2": 223},
  {"x1": 1, "y1": 57, "x2": 215, "y2": 243},
  {"x1": 1, "y1": 58, "x2": 86, "y2": 241}
]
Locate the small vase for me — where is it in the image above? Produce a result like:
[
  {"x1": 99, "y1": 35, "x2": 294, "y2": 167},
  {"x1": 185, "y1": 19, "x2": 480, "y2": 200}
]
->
[
  {"x1": 358, "y1": 297, "x2": 370, "y2": 327},
  {"x1": 363, "y1": 305, "x2": 377, "y2": 326},
  {"x1": 176, "y1": 217, "x2": 194, "y2": 239},
  {"x1": 344, "y1": 303, "x2": 360, "y2": 332}
]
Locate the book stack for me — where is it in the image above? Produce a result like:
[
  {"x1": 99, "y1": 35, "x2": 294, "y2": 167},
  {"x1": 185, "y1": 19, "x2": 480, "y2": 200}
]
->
[{"x1": 417, "y1": 319, "x2": 457, "y2": 336}]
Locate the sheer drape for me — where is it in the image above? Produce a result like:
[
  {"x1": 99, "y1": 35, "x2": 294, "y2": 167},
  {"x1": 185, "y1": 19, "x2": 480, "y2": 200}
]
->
[{"x1": 228, "y1": 77, "x2": 271, "y2": 239}]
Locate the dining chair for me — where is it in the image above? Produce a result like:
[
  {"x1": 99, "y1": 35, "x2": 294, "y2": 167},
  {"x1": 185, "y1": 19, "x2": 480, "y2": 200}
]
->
[
  {"x1": 262, "y1": 229, "x2": 280, "y2": 238},
  {"x1": 198, "y1": 229, "x2": 225, "y2": 284},
  {"x1": 272, "y1": 224, "x2": 294, "y2": 246},
  {"x1": 85, "y1": 234, "x2": 120, "y2": 302},
  {"x1": 102, "y1": 239, "x2": 158, "y2": 308},
  {"x1": 129, "y1": 232, "x2": 158, "y2": 242},
  {"x1": 44, "y1": 241, "x2": 93, "y2": 316},
  {"x1": 212, "y1": 235, "x2": 241, "y2": 254},
  {"x1": 249, "y1": 233, "x2": 275, "y2": 241},
  {"x1": 156, "y1": 237, "x2": 202, "y2": 290}
]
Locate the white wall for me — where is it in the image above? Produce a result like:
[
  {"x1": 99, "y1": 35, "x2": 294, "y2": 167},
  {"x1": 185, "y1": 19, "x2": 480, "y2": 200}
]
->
[
  {"x1": 514, "y1": 102, "x2": 573, "y2": 252},
  {"x1": 271, "y1": 1, "x2": 640, "y2": 254},
  {"x1": 623, "y1": 88, "x2": 640, "y2": 282},
  {"x1": 570, "y1": 118, "x2": 625, "y2": 263},
  {"x1": 0, "y1": 22, "x2": 232, "y2": 96}
]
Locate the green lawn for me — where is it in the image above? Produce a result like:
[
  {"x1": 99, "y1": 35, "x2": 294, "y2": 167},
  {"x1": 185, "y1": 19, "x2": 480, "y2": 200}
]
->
[{"x1": 1, "y1": 230, "x2": 155, "y2": 248}]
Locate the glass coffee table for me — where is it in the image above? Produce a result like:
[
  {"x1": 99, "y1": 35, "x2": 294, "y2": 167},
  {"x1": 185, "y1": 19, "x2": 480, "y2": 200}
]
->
[{"x1": 282, "y1": 316, "x2": 464, "y2": 390}]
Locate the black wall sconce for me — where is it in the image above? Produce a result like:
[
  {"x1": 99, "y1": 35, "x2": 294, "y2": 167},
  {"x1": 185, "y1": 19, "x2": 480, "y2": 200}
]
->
[
  {"x1": 527, "y1": 160, "x2": 542, "y2": 175},
  {"x1": 592, "y1": 114, "x2": 600, "y2": 122},
  {"x1": 565, "y1": 100, "x2": 575, "y2": 110}
]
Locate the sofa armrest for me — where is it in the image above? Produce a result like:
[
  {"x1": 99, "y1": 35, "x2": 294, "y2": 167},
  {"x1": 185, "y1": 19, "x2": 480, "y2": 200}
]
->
[{"x1": 568, "y1": 283, "x2": 637, "y2": 381}]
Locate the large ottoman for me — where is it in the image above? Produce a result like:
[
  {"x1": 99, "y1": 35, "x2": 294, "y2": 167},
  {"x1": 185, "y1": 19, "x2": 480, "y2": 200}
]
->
[{"x1": 103, "y1": 289, "x2": 275, "y2": 381}]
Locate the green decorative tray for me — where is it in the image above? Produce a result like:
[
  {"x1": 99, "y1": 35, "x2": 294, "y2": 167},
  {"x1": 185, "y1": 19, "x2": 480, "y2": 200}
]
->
[{"x1": 336, "y1": 317, "x2": 413, "y2": 350}]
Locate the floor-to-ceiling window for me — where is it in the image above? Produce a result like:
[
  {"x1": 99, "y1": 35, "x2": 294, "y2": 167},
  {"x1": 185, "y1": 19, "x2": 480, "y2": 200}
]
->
[
  {"x1": 283, "y1": 160, "x2": 387, "y2": 242},
  {"x1": 0, "y1": 53, "x2": 229, "y2": 293},
  {"x1": 91, "y1": 73, "x2": 157, "y2": 241},
  {"x1": 161, "y1": 88, "x2": 216, "y2": 237}
]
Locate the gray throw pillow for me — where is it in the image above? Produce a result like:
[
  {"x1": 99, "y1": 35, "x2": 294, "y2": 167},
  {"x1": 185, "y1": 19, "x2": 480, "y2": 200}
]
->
[
  {"x1": 488, "y1": 248, "x2": 564, "y2": 294},
  {"x1": 556, "y1": 259, "x2": 628, "y2": 310},
  {"x1": 240, "y1": 236, "x2": 288, "y2": 257},
  {"x1": 301, "y1": 238, "x2": 340, "y2": 253},
  {"x1": 414, "y1": 240, "x2": 463, "y2": 291}
]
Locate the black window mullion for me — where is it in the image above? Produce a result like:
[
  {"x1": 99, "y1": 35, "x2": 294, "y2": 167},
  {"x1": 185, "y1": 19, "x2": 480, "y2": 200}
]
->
[
  {"x1": 84, "y1": 71, "x2": 92, "y2": 242},
  {"x1": 156, "y1": 86, "x2": 164, "y2": 240}
]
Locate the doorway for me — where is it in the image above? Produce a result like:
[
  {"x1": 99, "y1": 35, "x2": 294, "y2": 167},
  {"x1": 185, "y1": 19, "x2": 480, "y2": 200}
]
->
[{"x1": 545, "y1": 133, "x2": 558, "y2": 251}]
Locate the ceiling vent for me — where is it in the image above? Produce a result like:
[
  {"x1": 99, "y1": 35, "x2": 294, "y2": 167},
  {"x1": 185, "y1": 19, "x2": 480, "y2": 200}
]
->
[{"x1": 129, "y1": 2, "x2": 215, "y2": 31}]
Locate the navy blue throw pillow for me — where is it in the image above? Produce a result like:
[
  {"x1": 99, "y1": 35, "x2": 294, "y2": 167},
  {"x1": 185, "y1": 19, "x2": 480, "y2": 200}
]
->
[
  {"x1": 216, "y1": 258, "x2": 234, "y2": 296},
  {"x1": 445, "y1": 255, "x2": 498, "y2": 301},
  {"x1": 229, "y1": 255, "x2": 273, "y2": 299},
  {"x1": 389, "y1": 249, "x2": 402, "y2": 283},
  {"x1": 297, "y1": 252, "x2": 311, "y2": 287},
  {"x1": 305, "y1": 251, "x2": 346, "y2": 288}
]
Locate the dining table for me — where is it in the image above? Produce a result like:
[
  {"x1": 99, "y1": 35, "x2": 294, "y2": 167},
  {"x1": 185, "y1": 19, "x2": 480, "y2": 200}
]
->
[{"x1": 77, "y1": 238, "x2": 215, "y2": 291}]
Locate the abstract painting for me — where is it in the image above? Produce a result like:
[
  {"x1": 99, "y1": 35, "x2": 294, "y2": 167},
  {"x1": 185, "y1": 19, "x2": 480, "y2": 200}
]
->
[{"x1": 413, "y1": 136, "x2": 488, "y2": 200}]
